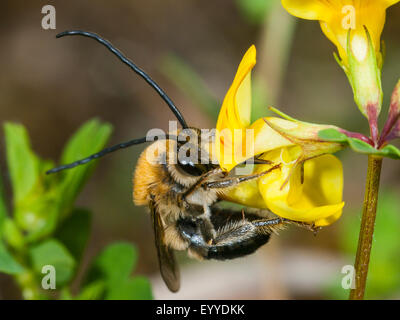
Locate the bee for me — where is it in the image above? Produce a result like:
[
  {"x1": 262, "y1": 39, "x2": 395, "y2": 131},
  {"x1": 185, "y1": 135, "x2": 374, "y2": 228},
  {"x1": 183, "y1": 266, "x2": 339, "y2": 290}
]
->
[{"x1": 48, "y1": 30, "x2": 297, "y2": 292}]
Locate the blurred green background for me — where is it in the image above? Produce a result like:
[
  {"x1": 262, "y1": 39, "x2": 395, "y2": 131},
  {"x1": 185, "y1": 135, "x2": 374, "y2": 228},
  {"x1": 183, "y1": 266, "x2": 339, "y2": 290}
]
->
[{"x1": 0, "y1": 0, "x2": 400, "y2": 299}]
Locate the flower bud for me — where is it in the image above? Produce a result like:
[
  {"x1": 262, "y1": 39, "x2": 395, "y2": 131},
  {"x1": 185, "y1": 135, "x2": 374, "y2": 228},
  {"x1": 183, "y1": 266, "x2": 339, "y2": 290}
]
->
[{"x1": 346, "y1": 28, "x2": 383, "y2": 142}]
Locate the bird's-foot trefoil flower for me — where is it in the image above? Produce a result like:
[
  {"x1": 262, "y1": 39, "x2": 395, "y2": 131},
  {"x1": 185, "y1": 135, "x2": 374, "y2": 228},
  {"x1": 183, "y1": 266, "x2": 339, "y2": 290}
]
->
[
  {"x1": 282, "y1": 0, "x2": 399, "y2": 144},
  {"x1": 281, "y1": 0, "x2": 399, "y2": 66},
  {"x1": 279, "y1": 0, "x2": 400, "y2": 301},
  {"x1": 215, "y1": 45, "x2": 346, "y2": 226}
]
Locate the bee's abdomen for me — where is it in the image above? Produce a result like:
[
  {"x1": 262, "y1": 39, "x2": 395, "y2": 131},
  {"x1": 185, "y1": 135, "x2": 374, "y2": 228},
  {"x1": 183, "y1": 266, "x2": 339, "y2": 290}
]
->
[{"x1": 207, "y1": 227, "x2": 271, "y2": 260}]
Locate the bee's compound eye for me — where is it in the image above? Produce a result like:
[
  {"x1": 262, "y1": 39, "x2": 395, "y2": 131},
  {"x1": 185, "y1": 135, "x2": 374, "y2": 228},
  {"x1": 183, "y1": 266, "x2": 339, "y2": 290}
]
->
[{"x1": 177, "y1": 159, "x2": 204, "y2": 177}]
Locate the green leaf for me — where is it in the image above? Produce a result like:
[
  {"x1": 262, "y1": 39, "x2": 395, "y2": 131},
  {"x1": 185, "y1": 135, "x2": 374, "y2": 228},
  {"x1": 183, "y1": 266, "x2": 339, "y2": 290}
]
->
[
  {"x1": 15, "y1": 194, "x2": 59, "y2": 239},
  {"x1": 59, "y1": 287, "x2": 73, "y2": 300},
  {"x1": 2, "y1": 125, "x2": 59, "y2": 240},
  {"x1": 1, "y1": 126, "x2": 59, "y2": 239},
  {"x1": 83, "y1": 242, "x2": 153, "y2": 300},
  {"x1": 77, "y1": 280, "x2": 106, "y2": 300},
  {"x1": 2, "y1": 218, "x2": 24, "y2": 250},
  {"x1": 55, "y1": 209, "x2": 91, "y2": 261},
  {"x1": 57, "y1": 119, "x2": 112, "y2": 215},
  {"x1": 347, "y1": 138, "x2": 377, "y2": 153},
  {"x1": 318, "y1": 128, "x2": 400, "y2": 159},
  {"x1": 378, "y1": 144, "x2": 400, "y2": 159},
  {"x1": 0, "y1": 171, "x2": 7, "y2": 237},
  {"x1": 3, "y1": 123, "x2": 39, "y2": 204},
  {"x1": 106, "y1": 276, "x2": 153, "y2": 300},
  {"x1": 0, "y1": 242, "x2": 24, "y2": 274},
  {"x1": 85, "y1": 242, "x2": 137, "y2": 286},
  {"x1": 29, "y1": 239, "x2": 76, "y2": 286}
]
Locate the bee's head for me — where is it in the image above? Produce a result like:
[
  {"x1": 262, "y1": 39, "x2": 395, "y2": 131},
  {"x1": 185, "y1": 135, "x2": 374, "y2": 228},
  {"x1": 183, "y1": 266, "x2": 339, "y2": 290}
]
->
[{"x1": 159, "y1": 128, "x2": 218, "y2": 186}]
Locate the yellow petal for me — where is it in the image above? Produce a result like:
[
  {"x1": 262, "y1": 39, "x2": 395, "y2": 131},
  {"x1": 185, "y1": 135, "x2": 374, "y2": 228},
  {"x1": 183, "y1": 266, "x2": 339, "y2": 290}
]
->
[
  {"x1": 282, "y1": 0, "x2": 399, "y2": 63},
  {"x1": 281, "y1": 0, "x2": 332, "y2": 20},
  {"x1": 380, "y1": 0, "x2": 400, "y2": 7},
  {"x1": 215, "y1": 45, "x2": 258, "y2": 171},
  {"x1": 258, "y1": 148, "x2": 344, "y2": 226},
  {"x1": 251, "y1": 117, "x2": 296, "y2": 152},
  {"x1": 282, "y1": 0, "x2": 399, "y2": 21},
  {"x1": 217, "y1": 117, "x2": 294, "y2": 172},
  {"x1": 216, "y1": 45, "x2": 256, "y2": 133},
  {"x1": 321, "y1": 5, "x2": 385, "y2": 62},
  {"x1": 219, "y1": 178, "x2": 267, "y2": 209}
]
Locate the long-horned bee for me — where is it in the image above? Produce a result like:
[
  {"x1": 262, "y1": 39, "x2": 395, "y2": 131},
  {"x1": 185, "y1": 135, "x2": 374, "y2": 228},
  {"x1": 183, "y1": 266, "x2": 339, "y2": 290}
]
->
[{"x1": 48, "y1": 30, "x2": 302, "y2": 292}]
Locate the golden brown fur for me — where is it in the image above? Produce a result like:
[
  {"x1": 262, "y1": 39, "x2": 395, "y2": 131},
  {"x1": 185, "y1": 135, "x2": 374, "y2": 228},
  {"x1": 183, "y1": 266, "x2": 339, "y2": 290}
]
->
[{"x1": 133, "y1": 139, "x2": 221, "y2": 250}]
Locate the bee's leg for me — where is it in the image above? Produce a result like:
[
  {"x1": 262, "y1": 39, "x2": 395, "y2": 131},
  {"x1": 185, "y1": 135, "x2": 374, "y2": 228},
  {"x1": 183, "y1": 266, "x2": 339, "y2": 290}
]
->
[
  {"x1": 180, "y1": 160, "x2": 275, "y2": 204},
  {"x1": 179, "y1": 167, "x2": 224, "y2": 204},
  {"x1": 284, "y1": 220, "x2": 322, "y2": 234},
  {"x1": 198, "y1": 204, "x2": 216, "y2": 243},
  {"x1": 202, "y1": 164, "x2": 281, "y2": 190},
  {"x1": 210, "y1": 206, "x2": 317, "y2": 232},
  {"x1": 177, "y1": 212, "x2": 287, "y2": 260},
  {"x1": 179, "y1": 163, "x2": 278, "y2": 207}
]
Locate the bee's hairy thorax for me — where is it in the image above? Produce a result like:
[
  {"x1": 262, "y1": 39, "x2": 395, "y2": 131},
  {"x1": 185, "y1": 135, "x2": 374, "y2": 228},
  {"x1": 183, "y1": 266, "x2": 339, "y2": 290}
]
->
[{"x1": 133, "y1": 140, "x2": 219, "y2": 224}]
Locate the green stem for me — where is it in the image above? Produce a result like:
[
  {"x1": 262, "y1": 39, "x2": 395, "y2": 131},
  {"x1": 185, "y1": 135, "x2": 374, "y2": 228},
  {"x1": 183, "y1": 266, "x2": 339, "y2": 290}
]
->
[{"x1": 349, "y1": 155, "x2": 383, "y2": 300}]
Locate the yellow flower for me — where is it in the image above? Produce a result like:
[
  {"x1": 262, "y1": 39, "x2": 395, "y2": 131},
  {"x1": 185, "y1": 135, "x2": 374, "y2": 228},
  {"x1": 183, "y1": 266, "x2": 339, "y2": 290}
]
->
[
  {"x1": 257, "y1": 147, "x2": 344, "y2": 227},
  {"x1": 281, "y1": 0, "x2": 399, "y2": 65},
  {"x1": 221, "y1": 146, "x2": 345, "y2": 227},
  {"x1": 216, "y1": 45, "x2": 345, "y2": 226},
  {"x1": 215, "y1": 46, "x2": 294, "y2": 172}
]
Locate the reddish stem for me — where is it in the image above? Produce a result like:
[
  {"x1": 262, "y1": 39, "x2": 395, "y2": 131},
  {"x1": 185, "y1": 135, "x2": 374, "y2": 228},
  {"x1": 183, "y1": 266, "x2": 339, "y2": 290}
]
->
[{"x1": 339, "y1": 129, "x2": 374, "y2": 145}]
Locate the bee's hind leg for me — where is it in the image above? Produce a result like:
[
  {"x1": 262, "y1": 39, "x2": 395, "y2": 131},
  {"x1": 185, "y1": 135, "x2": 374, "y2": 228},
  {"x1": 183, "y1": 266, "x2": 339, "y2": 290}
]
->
[{"x1": 284, "y1": 220, "x2": 322, "y2": 234}]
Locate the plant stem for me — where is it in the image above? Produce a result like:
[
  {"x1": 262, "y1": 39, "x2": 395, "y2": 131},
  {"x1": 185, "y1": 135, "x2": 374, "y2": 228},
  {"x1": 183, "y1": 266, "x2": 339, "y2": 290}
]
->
[{"x1": 349, "y1": 155, "x2": 383, "y2": 300}]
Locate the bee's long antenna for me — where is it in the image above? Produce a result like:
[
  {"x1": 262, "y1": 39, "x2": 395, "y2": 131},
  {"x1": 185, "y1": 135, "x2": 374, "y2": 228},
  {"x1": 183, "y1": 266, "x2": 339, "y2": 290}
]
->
[
  {"x1": 56, "y1": 30, "x2": 188, "y2": 129},
  {"x1": 46, "y1": 134, "x2": 181, "y2": 174},
  {"x1": 46, "y1": 137, "x2": 148, "y2": 174}
]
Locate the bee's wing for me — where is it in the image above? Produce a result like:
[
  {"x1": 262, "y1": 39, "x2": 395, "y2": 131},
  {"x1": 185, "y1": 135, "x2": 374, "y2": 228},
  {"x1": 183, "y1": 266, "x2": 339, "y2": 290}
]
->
[{"x1": 150, "y1": 201, "x2": 180, "y2": 292}]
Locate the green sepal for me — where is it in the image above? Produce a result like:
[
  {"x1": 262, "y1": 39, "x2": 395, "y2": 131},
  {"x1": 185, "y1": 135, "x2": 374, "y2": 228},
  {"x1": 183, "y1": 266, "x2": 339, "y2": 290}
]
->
[{"x1": 319, "y1": 128, "x2": 400, "y2": 159}]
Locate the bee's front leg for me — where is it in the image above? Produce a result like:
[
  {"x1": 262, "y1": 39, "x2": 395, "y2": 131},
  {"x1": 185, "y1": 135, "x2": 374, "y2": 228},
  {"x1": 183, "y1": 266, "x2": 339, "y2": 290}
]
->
[
  {"x1": 181, "y1": 168, "x2": 225, "y2": 201},
  {"x1": 202, "y1": 164, "x2": 281, "y2": 190}
]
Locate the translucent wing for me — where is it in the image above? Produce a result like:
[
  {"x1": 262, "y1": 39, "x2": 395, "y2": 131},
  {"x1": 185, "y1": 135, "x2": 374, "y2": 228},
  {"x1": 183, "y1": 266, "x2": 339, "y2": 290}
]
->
[{"x1": 150, "y1": 201, "x2": 180, "y2": 292}]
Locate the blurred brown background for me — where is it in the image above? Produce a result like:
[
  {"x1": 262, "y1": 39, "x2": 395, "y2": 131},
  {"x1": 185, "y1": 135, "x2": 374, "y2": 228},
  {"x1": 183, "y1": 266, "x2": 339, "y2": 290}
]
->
[{"x1": 1, "y1": 0, "x2": 400, "y2": 299}]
